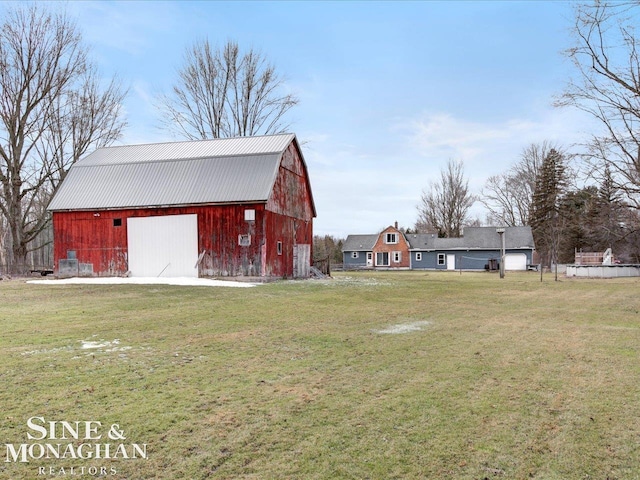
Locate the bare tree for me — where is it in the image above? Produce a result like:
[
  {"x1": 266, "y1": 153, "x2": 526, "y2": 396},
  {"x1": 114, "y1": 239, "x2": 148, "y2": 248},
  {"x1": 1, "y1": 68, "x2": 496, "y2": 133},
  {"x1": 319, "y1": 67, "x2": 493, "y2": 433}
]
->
[
  {"x1": 159, "y1": 39, "x2": 298, "y2": 140},
  {"x1": 558, "y1": 1, "x2": 640, "y2": 207},
  {"x1": 416, "y1": 159, "x2": 476, "y2": 237},
  {"x1": 480, "y1": 141, "x2": 558, "y2": 226},
  {"x1": 0, "y1": 5, "x2": 127, "y2": 273}
]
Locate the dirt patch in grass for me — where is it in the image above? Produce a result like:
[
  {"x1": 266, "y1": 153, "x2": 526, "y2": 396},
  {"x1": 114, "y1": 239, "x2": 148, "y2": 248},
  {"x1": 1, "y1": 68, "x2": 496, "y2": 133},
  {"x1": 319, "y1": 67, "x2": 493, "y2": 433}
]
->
[{"x1": 373, "y1": 320, "x2": 431, "y2": 334}]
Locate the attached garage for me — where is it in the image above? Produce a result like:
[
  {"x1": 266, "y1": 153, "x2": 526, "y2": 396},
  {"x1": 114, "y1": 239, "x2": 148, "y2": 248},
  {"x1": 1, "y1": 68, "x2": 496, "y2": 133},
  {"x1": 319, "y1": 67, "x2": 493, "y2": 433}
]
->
[{"x1": 127, "y1": 214, "x2": 198, "y2": 277}]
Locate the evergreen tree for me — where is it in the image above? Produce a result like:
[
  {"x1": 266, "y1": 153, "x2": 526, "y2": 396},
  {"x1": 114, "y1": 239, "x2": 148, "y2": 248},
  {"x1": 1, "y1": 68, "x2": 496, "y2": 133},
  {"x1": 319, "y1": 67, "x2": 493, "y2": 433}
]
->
[{"x1": 529, "y1": 149, "x2": 567, "y2": 266}]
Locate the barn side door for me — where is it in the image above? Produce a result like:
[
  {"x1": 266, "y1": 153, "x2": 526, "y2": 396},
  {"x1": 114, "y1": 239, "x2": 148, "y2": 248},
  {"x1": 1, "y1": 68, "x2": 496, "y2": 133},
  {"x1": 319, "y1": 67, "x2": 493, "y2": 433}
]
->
[{"x1": 293, "y1": 244, "x2": 310, "y2": 278}]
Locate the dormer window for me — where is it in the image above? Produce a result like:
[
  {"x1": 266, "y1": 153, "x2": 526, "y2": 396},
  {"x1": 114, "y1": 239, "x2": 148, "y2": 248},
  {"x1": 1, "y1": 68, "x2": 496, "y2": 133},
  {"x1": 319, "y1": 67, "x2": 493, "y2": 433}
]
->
[{"x1": 385, "y1": 233, "x2": 398, "y2": 244}]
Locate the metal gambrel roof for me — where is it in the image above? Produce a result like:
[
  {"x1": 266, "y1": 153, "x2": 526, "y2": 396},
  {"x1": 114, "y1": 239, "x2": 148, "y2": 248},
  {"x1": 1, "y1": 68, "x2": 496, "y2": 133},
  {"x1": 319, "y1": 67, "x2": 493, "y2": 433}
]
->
[{"x1": 48, "y1": 134, "x2": 300, "y2": 211}]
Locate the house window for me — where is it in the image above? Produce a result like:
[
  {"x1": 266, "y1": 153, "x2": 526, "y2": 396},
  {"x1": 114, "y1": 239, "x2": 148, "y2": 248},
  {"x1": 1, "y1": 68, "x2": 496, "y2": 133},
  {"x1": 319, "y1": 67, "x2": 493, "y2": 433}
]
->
[
  {"x1": 113, "y1": 218, "x2": 122, "y2": 227},
  {"x1": 376, "y1": 252, "x2": 390, "y2": 266},
  {"x1": 238, "y1": 234, "x2": 251, "y2": 246},
  {"x1": 244, "y1": 209, "x2": 255, "y2": 222},
  {"x1": 277, "y1": 241, "x2": 283, "y2": 255},
  {"x1": 351, "y1": 251, "x2": 359, "y2": 259},
  {"x1": 385, "y1": 233, "x2": 398, "y2": 244},
  {"x1": 437, "y1": 253, "x2": 446, "y2": 266},
  {"x1": 393, "y1": 251, "x2": 402, "y2": 263},
  {"x1": 416, "y1": 252, "x2": 422, "y2": 261}
]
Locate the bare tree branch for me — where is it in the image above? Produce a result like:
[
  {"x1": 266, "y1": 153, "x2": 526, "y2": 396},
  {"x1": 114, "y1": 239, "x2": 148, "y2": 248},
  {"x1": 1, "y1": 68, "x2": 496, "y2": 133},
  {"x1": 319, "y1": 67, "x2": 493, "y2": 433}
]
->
[
  {"x1": 158, "y1": 39, "x2": 298, "y2": 140},
  {"x1": 559, "y1": 1, "x2": 640, "y2": 208},
  {"x1": 416, "y1": 159, "x2": 476, "y2": 237},
  {"x1": 0, "y1": 4, "x2": 127, "y2": 273}
]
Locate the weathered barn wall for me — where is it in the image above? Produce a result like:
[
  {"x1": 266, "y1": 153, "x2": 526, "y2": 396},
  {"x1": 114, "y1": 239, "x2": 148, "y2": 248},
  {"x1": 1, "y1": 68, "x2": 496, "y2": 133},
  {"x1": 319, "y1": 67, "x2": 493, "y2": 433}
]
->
[
  {"x1": 266, "y1": 142, "x2": 314, "y2": 221},
  {"x1": 53, "y1": 203, "x2": 269, "y2": 277},
  {"x1": 262, "y1": 141, "x2": 314, "y2": 277},
  {"x1": 263, "y1": 211, "x2": 313, "y2": 277},
  {"x1": 197, "y1": 204, "x2": 266, "y2": 277},
  {"x1": 53, "y1": 210, "x2": 129, "y2": 276},
  {"x1": 54, "y1": 206, "x2": 313, "y2": 278}
]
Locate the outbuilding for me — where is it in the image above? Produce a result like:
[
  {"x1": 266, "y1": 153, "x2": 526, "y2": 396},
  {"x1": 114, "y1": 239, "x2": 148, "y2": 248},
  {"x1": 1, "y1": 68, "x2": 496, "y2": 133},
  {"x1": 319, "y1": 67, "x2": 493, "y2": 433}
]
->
[{"x1": 48, "y1": 133, "x2": 315, "y2": 279}]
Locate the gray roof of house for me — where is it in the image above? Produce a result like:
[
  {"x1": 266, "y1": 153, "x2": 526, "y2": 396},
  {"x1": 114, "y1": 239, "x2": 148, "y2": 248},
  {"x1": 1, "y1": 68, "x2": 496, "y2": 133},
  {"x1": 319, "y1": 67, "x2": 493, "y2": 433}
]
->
[
  {"x1": 342, "y1": 235, "x2": 378, "y2": 251},
  {"x1": 343, "y1": 227, "x2": 534, "y2": 252},
  {"x1": 406, "y1": 226, "x2": 535, "y2": 250},
  {"x1": 48, "y1": 133, "x2": 300, "y2": 211}
]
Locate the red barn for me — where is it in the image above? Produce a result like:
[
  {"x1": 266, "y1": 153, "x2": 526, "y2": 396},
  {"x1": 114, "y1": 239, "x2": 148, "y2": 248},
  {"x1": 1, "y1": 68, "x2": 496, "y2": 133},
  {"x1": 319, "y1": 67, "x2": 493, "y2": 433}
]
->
[{"x1": 48, "y1": 133, "x2": 315, "y2": 279}]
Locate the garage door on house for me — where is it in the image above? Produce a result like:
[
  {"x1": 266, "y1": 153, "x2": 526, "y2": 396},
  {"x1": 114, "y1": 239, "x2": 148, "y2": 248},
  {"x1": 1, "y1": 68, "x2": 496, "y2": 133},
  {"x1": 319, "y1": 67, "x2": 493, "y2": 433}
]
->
[
  {"x1": 127, "y1": 214, "x2": 198, "y2": 277},
  {"x1": 504, "y1": 253, "x2": 527, "y2": 271}
]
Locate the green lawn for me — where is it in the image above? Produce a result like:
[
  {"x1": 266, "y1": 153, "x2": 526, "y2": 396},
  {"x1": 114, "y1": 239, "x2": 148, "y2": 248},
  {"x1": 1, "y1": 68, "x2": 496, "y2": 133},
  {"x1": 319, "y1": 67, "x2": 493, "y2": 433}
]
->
[{"x1": 1, "y1": 271, "x2": 639, "y2": 479}]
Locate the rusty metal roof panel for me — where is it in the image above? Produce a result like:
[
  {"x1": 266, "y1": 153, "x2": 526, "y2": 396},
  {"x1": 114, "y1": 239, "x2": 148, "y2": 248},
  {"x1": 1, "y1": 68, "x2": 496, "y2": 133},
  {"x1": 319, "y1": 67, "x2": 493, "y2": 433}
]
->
[{"x1": 47, "y1": 134, "x2": 295, "y2": 210}]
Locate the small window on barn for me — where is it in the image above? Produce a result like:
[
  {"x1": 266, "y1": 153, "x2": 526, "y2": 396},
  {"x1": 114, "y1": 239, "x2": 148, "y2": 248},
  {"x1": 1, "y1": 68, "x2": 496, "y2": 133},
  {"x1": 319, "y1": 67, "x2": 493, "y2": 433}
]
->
[
  {"x1": 393, "y1": 251, "x2": 402, "y2": 263},
  {"x1": 277, "y1": 241, "x2": 283, "y2": 255},
  {"x1": 245, "y1": 209, "x2": 255, "y2": 222},
  {"x1": 437, "y1": 253, "x2": 446, "y2": 266},
  {"x1": 113, "y1": 218, "x2": 122, "y2": 227},
  {"x1": 385, "y1": 233, "x2": 398, "y2": 244},
  {"x1": 416, "y1": 252, "x2": 422, "y2": 261},
  {"x1": 351, "y1": 251, "x2": 359, "y2": 259},
  {"x1": 238, "y1": 234, "x2": 251, "y2": 246}
]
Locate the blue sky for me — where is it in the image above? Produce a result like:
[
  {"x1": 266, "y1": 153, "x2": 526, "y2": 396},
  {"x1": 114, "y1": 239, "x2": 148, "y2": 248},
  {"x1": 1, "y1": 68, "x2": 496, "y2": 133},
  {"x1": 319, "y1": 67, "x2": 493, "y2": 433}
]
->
[{"x1": 47, "y1": 1, "x2": 596, "y2": 237}]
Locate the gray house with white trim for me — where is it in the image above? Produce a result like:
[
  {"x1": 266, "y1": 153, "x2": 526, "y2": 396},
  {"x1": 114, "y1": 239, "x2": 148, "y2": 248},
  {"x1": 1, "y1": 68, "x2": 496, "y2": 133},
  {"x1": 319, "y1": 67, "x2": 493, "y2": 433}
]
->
[{"x1": 343, "y1": 226, "x2": 535, "y2": 271}]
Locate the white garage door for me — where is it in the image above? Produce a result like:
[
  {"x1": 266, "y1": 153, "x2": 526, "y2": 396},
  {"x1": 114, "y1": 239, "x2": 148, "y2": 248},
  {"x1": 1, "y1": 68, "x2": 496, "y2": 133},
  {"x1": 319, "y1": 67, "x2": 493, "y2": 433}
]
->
[
  {"x1": 504, "y1": 253, "x2": 527, "y2": 271},
  {"x1": 127, "y1": 214, "x2": 198, "y2": 277}
]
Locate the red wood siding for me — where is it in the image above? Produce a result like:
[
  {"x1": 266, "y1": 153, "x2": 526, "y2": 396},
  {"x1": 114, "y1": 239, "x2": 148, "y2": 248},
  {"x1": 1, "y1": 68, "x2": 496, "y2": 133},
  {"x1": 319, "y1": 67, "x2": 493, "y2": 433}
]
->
[
  {"x1": 53, "y1": 204, "x2": 269, "y2": 277},
  {"x1": 263, "y1": 211, "x2": 313, "y2": 277},
  {"x1": 266, "y1": 142, "x2": 314, "y2": 220},
  {"x1": 53, "y1": 210, "x2": 129, "y2": 276},
  {"x1": 53, "y1": 203, "x2": 314, "y2": 278}
]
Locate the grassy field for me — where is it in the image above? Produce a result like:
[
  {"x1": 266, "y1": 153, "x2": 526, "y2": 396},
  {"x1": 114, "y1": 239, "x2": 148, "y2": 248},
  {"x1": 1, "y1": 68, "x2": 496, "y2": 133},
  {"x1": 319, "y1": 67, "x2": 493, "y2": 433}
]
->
[{"x1": 1, "y1": 271, "x2": 639, "y2": 479}]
